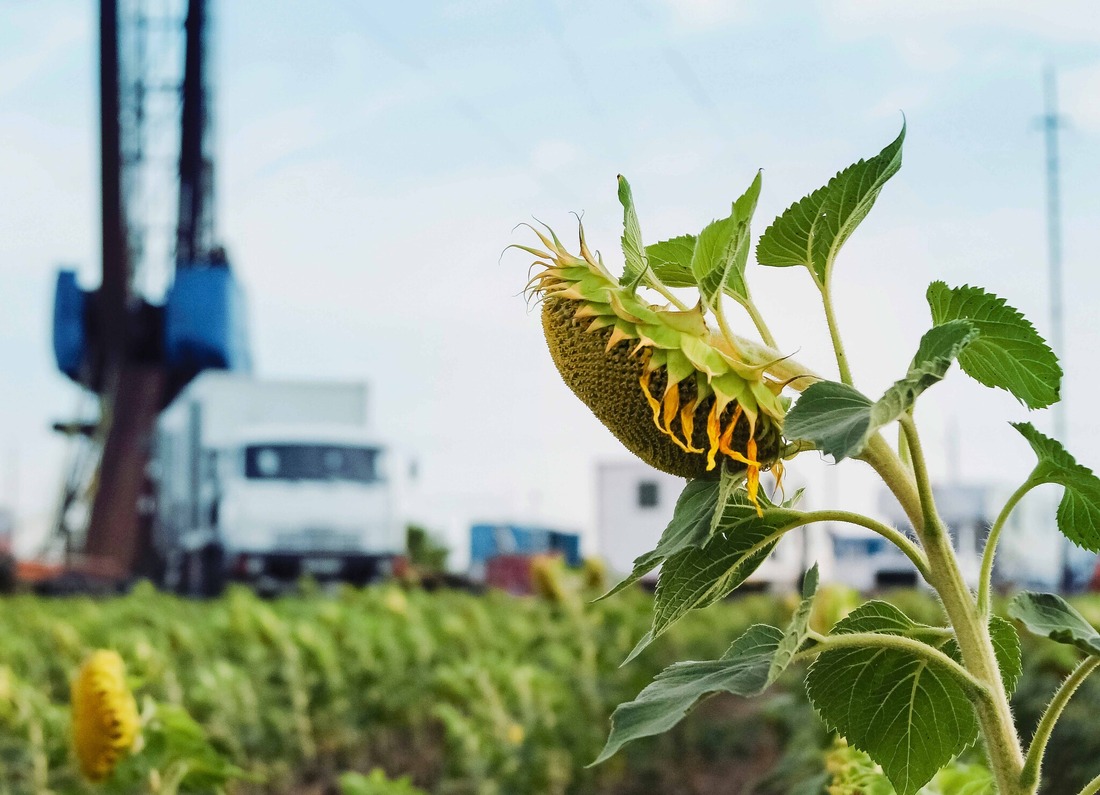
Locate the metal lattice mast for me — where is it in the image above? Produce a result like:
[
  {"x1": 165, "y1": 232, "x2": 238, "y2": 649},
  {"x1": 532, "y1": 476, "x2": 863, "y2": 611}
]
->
[{"x1": 1040, "y1": 66, "x2": 1076, "y2": 592}]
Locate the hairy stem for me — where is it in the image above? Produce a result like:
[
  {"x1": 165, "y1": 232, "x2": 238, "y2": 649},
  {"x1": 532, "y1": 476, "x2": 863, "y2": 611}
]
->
[
  {"x1": 744, "y1": 299, "x2": 779, "y2": 349},
  {"x1": 1081, "y1": 772, "x2": 1100, "y2": 795},
  {"x1": 807, "y1": 509, "x2": 930, "y2": 580},
  {"x1": 805, "y1": 630, "x2": 988, "y2": 694},
  {"x1": 715, "y1": 301, "x2": 744, "y2": 357},
  {"x1": 821, "y1": 281, "x2": 854, "y2": 386},
  {"x1": 899, "y1": 415, "x2": 1028, "y2": 795},
  {"x1": 859, "y1": 434, "x2": 924, "y2": 530},
  {"x1": 1022, "y1": 656, "x2": 1100, "y2": 791},
  {"x1": 978, "y1": 478, "x2": 1039, "y2": 618}
]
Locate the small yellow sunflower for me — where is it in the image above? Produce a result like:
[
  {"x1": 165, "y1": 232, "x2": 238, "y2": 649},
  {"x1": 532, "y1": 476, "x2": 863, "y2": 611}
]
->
[{"x1": 71, "y1": 649, "x2": 140, "y2": 782}]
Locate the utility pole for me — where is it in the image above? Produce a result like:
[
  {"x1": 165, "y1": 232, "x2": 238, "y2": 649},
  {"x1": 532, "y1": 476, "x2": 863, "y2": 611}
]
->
[
  {"x1": 1040, "y1": 66, "x2": 1073, "y2": 591},
  {"x1": 1041, "y1": 66, "x2": 1067, "y2": 443}
]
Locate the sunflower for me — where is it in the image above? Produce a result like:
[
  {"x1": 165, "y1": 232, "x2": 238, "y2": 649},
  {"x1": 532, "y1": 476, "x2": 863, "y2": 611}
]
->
[
  {"x1": 71, "y1": 650, "x2": 140, "y2": 781},
  {"x1": 520, "y1": 221, "x2": 785, "y2": 509}
]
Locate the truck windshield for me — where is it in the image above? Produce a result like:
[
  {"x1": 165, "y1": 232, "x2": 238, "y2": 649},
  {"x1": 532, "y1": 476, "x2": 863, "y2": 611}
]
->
[{"x1": 244, "y1": 444, "x2": 380, "y2": 483}]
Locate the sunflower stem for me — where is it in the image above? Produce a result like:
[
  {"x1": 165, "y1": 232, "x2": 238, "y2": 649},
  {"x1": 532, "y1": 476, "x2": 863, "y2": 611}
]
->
[
  {"x1": 978, "y1": 478, "x2": 1039, "y2": 618},
  {"x1": 744, "y1": 299, "x2": 779, "y2": 349},
  {"x1": 804, "y1": 630, "x2": 989, "y2": 695},
  {"x1": 898, "y1": 414, "x2": 1028, "y2": 795},
  {"x1": 1080, "y1": 772, "x2": 1100, "y2": 795},
  {"x1": 1022, "y1": 655, "x2": 1100, "y2": 791},
  {"x1": 714, "y1": 301, "x2": 744, "y2": 357},
  {"x1": 821, "y1": 281, "x2": 854, "y2": 386},
  {"x1": 808, "y1": 509, "x2": 930, "y2": 580}
]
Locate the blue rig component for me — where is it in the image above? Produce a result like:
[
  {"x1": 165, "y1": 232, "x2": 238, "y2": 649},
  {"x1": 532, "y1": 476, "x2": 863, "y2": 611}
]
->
[{"x1": 51, "y1": 261, "x2": 251, "y2": 390}]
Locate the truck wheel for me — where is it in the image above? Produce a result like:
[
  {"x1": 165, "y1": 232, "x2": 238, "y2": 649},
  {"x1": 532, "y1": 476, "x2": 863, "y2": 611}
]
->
[{"x1": 185, "y1": 546, "x2": 226, "y2": 598}]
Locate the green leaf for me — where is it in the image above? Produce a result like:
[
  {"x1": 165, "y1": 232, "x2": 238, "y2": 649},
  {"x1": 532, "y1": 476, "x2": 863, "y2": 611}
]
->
[
  {"x1": 927, "y1": 282, "x2": 1061, "y2": 410},
  {"x1": 617, "y1": 175, "x2": 649, "y2": 292},
  {"x1": 339, "y1": 769, "x2": 428, "y2": 795},
  {"x1": 783, "y1": 381, "x2": 875, "y2": 461},
  {"x1": 988, "y1": 616, "x2": 1023, "y2": 696},
  {"x1": 785, "y1": 320, "x2": 977, "y2": 461},
  {"x1": 757, "y1": 124, "x2": 904, "y2": 286},
  {"x1": 593, "y1": 624, "x2": 783, "y2": 765},
  {"x1": 1008, "y1": 591, "x2": 1100, "y2": 656},
  {"x1": 647, "y1": 490, "x2": 807, "y2": 645},
  {"x1": 601, "y1": 475, "x2": 743, "y2": 600},
  {"x1": 646, "y1": 234, "x2": 697, "y2": 288},
  {"x1": 937, "y1": 615, "x2": 1022, "y2": 697},
  {"x1": 768, "y1": 564, "x2": 819, "y2": 686},
  {"x1": 805, "y1": 601, "x2": 980, "y2": 795},
  {"x1": 690, "y1": 171, "x2": 762, "y2": 307},
  {"x1": 1012, "y1": 423, "x2": 1100, "y2": 552}
]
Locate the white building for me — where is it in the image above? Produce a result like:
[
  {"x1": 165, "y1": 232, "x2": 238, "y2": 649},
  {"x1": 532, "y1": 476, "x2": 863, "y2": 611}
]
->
[
  {"x1": 877, "y1": 481, "x2": 1096, "y2": 592},
  {"x1": 595, "y1": 460, "x2": 815, "y2": 591},
  {"x1": 594, "y1": 461, "x2": 1097, "y2": 595}
]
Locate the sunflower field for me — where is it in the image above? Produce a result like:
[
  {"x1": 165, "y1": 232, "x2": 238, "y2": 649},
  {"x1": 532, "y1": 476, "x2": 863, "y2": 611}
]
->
[{"x1": 2, "y1": 582, "x2": 1099, "y2": 794}]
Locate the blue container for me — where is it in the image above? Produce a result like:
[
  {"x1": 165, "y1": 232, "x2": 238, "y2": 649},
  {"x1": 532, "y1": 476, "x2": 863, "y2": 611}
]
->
[
  {"x1": 831, "y1": 536, "x2": 890, "y2": 560},
  {"x1": 549, "y1": 531, "x2": 582, "y2": 567},
  {"x1": 52, "y1": 270, "x2": 87, "y2": 381},
  {"x1": 165, "y1": 265, "x2": 252, "y2": 373},
  {"x1": 469, "y1": 524, "x2": 582, "y2": 567}
]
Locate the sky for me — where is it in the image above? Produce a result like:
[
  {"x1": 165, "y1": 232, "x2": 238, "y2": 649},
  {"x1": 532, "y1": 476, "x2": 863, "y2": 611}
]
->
[{"x1": 3, "y1": 0, "x2": 1100, "y2": 563}]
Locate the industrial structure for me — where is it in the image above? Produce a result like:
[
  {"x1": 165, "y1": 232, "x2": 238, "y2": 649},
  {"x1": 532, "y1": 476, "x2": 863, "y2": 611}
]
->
[{"x1": 46, "y1": 0, "x2": 250, "y2": 585}]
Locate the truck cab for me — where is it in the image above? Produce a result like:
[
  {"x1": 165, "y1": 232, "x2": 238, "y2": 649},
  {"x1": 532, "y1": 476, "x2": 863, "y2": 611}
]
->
[{"x1": 153, "y1": 373, "x2": 402, "y2": 595}]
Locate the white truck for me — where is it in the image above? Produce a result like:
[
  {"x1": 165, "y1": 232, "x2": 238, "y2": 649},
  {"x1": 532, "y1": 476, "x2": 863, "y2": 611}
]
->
[{"x1": 152, "y1": 372, "x2": 402, "y2": 595}]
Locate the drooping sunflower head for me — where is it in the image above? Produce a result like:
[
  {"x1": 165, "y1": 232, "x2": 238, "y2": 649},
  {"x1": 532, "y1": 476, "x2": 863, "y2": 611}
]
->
[
  {"x1": 71, "y1": 649, "x2": 140, "y2": 782},
  {"x1": 519, "y1": 221, "x2": 786, "y2": 506}
]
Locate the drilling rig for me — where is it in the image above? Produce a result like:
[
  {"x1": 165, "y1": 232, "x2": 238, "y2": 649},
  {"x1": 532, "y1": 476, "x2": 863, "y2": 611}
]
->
[{"x1": 42, "y1": 0, "x2": 250, "y2": 589}]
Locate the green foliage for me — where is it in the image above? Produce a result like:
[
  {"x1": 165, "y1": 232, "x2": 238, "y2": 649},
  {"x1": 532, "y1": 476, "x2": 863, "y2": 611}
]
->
[
  {"x1": 0, "y1": 584, "x2": 801, "y2": 794},
  {"x1": 927, "y1": 282, "x2": 1062, "y2": 410},
  {"x1": 638, "y1": 488, "x2": 807, "y2": 655},
  {"x1": 1012, "y1": 422, "x2": 1100, "y2": 552},
  {"x1": 769, "y1": 566, "x2": 819, "y2": 686},
  {"x1": 593, "y1": 624, "x2": 783, "y2": 765},
  {"x1": 1008, "y1": 592, "x2": 1100, "y2": 656},
  {"x1": 986, "y1": 616, "x2": 1024, "y2": 696},
  {"x1": 110, "y1": 702, "x2": 249, "y2": 794},
  {"x1": 645, "y1": 234, "x2": 696, "y2": 287},
  {"x1": 805, "y1": 602, "x2": 980, "y2": 795},
  {"x1": 617, "y1": 175, "x2": 649, "y2": 292},
  {"x1": 601, "y1": 477, "x2": 729, "y2": 599},
  {"x1": 405, "y1": 524, "x2": 449, "y2": 571},
  {"x1": 520, "y1": 121, "x2": 1099, "y2": 795},
  {"x1": 785, "y1": 321, "x2": 976, "y2": 461},
  {"x1": 596, "y1": 569, "x2": 819, "y2": 764},
  {"x1": 825, "y1": 740, "x2": 996, "y2": 795},
  {"x1": 340, "y1": 769, "x2": 429, "y2": 795},
  {"x1": 757, "y1": 124, "x2": 904, "y2": 287},
  {"x1": 691, "y1": 171, "x2": 762, "y2": 308}
]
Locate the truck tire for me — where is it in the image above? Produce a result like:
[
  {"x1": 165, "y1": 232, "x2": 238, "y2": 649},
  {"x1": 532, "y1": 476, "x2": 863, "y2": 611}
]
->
[{"x1": 186, "y1": 545, "x2": 226, "y2": 598}]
